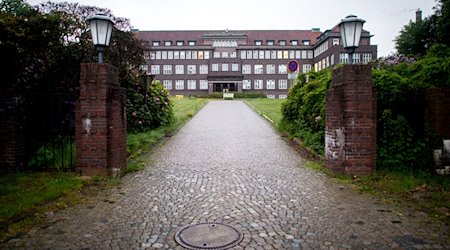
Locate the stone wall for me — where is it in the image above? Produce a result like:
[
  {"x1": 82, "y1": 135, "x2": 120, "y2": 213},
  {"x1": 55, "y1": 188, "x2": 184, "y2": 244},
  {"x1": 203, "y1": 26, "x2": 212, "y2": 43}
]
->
[
  {"x1": 75, "y1": 63, "x2": 127, "y2": 177},
  {"x1": 325, "y1": 65, "x2": 377, "y2": 176}
]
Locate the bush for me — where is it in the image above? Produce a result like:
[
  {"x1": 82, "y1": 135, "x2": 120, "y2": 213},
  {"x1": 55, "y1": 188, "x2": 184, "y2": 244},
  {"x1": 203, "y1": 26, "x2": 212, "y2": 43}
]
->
[
  {"x1": 126, "y1": 80, "x2": 173, "y2": 133},
  {"x1": 281, "y1": 69, "x2": 331, "y2": 155}
]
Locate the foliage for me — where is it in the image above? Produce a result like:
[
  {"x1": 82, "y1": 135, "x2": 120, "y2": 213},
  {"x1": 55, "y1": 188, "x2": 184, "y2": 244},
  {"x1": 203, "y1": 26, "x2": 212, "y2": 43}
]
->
[
  {"x1": 281, "y1": 69, "x2": 331, "y2": 154},
  {"x1": 395, "y1": 0, "x2": 449, "y2": 58},
  {"x1": 126, "y1": 80, "x2": 173, "y2": 133}
]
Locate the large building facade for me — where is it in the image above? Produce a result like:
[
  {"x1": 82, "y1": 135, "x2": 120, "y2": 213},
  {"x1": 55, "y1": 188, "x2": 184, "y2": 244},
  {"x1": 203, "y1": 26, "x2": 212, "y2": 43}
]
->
[{"x1": 134, "y1": 24, "x2": 377, "y2": 98}]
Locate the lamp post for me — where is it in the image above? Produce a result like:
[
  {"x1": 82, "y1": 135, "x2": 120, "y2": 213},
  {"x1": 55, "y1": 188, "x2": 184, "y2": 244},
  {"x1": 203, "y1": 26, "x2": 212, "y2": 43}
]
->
[
  {"x1": 87, "y1": 13, "x2": 114, "y2": 63},
  {"x1": 338, "y1": 15, "x2": 365, "y2": 65}
]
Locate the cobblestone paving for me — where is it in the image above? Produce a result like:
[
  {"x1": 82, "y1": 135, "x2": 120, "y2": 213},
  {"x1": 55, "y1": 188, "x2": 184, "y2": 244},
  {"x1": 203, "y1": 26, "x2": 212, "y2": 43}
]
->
[{"x1": 5, "y1": 101, "x2": 449, "y2": 249}]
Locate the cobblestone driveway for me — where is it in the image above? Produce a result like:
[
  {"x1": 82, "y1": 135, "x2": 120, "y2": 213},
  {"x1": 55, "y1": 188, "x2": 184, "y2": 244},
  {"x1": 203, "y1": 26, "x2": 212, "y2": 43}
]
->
[{"x1": 6, "y1": 101, "x2": 449, "y2": 249}]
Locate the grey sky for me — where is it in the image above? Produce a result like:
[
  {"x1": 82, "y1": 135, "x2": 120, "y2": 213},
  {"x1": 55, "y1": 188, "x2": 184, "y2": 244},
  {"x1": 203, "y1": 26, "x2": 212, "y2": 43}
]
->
[{"x1": 26, "y1": 0, "x2": 437, "y2": 57}]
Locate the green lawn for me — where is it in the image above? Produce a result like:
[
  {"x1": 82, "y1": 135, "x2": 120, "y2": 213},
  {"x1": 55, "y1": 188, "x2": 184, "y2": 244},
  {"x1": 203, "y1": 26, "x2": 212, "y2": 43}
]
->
[{"x1": 245, "y1": 98, "x2": 286, "y2": 128}]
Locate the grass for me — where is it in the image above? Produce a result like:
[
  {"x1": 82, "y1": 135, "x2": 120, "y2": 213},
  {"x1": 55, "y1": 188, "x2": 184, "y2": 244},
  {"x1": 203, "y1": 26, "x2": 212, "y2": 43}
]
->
[
  {"x1": 245, "y1": 98, "x2": 285, "y2": 128},
  {"x1": 127, "y1": 97, "x2": 208, "y2": 171},
  {"x1": 249, "y1": 98, "x2": 450, "y2": 225}
]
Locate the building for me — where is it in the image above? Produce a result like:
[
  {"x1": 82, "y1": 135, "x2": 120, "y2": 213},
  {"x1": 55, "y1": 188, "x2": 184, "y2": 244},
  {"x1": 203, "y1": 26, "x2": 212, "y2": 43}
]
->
[{"x1": 134, "y1": 24, "x2": 377, "y2": 98}]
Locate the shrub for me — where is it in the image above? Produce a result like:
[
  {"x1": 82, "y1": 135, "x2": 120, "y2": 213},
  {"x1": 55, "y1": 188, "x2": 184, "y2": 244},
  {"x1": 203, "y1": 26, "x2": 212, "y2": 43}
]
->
[{"x1": 126, "y1": 80, "x2": 173, "y2": 133}]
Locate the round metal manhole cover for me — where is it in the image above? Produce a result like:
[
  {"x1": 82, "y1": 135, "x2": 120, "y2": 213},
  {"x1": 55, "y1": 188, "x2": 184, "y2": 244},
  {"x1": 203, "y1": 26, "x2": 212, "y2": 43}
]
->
[{"x1": 175, "y1": 223, "x2": 243, "y2": 249}]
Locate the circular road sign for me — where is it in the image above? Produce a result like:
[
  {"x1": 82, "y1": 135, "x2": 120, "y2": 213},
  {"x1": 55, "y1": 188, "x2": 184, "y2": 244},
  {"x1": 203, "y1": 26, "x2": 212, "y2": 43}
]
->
[{"x1": 288, "y1": 60, "x2": 299, "y2": 72}]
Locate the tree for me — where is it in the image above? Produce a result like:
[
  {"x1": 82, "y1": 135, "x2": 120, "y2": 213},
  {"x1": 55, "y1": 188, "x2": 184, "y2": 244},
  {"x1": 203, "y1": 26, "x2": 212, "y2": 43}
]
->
[{"x1": 0, "y1": 0, "x2": 33, "y2": 16}]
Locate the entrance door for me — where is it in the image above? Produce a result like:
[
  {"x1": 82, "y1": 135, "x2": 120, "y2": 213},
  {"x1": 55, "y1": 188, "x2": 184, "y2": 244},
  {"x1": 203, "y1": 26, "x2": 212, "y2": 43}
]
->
[{"x1": 213, "y1": 83, "x2": 236, "y2": 92}]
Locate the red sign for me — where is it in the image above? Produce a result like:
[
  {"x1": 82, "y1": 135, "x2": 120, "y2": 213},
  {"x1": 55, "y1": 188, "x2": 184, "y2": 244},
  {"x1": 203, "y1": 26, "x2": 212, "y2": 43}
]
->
[{"x1": 288, "y1": 60, "x2": 299, "y2": 72}]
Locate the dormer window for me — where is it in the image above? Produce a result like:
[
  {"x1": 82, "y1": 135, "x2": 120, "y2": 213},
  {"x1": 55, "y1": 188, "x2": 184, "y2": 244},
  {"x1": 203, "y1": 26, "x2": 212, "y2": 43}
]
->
[
  {"x1": 302, "y1": 40, "x2": 311, "y2": 45},
  {"x1": 152, "y1": 41, "x2": 160, "y2": 46},
  {"x1": 176, "y1": 41, "x2": 184, "y2": 46},
  {"x1": 267, "y1": 40, "x2": 274, "y2": 46},
  {"x1": 279, "y1": 40, "x2": 286, "y2": 46},
  {"x1": 290, "y1": 40, "x2": 298, "y2": 46},
  {"x1": 255, "y1": 40, "x2": 262, "y2": 46},
  {"x1": 164, "y1": 41, "x2": 172, "y2": 46},
  {"x1": 188, "y1": 41, "x2": 196, "y2": 46}
]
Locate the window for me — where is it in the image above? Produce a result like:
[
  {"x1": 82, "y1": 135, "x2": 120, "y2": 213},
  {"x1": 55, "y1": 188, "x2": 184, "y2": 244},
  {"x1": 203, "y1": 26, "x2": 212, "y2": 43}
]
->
[
  {"x1": 331, "y1": 54, "x2": 335, "y2": 65},
  {"x1": 243, "y1": 80, "x2": 251, "y2": 89},
  {"x1": 140, "y1": 65, "x2": 148, "y2": 72},
  {"x1": 291, "y1": 40, "x2": 298, "y2": 46},
  {"x1": 230, "y1": 52, "x2": 237, "y2": 58},
  {"x1": 168, "y1": 51, "x2": 173, "y2": 59},
  {"x1": 150, "y1": 51, "x2": 156, "y2": 60},
  {"x1": 302, "y1": 40, "x2": 310, "y2": 45},
  {"x1": 283, "y1": 50, "x2": 289, "y2": 59},
  {"x1": 222, "y1": 64, "x2": 228, "y2": 71},
  {"x1": 279, "y1": 40, "x2": 286, "y2": 46},
  {"x1": 199, "y1": 65, "x2": 208, "y2": 74},
  {"x1": 301, "y1": 50, "x2": 307, "y2": 59},
  {"x1": 307, "y1": 50, "x2": 313, "y2": 59},
  {"x1": 303, "y1": 64, "x2": 312, "y2": 73},
  {"x1": 278, "y1": 79, "x2": 288, "y2": 89},
  {"x1": 255, "y1": 40, "x2": 262, "y2": 46},
  {"x1": 259, "y1": 50, "x2": 264, "y2": 59},
  {"x1": 198, "y1": 51, "x2": 203, "y2": 59},
  {"x1": 186, "y1": 51, "x2": 191, "y2": 60},
  {"x1": 254, "y1": 65, "x2": 263, "y2": 74},
  {"x1": 175, "y1": 80, "x2": 184, "y2": 90},
  {"x1": 164, "y1": 41, "x2": 172, "y2": 46},
  {"x1": 332, "y1": 38, "x2": 339, "y2": 46},
  {"x1": 152, "y1": 41, "x2": 160, "y2": 46},
  {"x1": 163, "y1": 80, "x2": 172, "y2": 90},
  {"x1": 278, "y1": 64, "x2": 287, "y2": 74},
  {"x1": 295, "y1": 50, "x2": 301, "y2": 59},
  {"x1": 175, "y1": 65, "x2": 184, "y2": 74},
  {"x1": 214, "y1": 52, "x2": 220, "y2": 58},
  {"x1": 277, "y1": 51, "x2": 283, "y2": 59},
  {"x1": 266, "y1": 80, "x2": 275, "y2": 89},
  {"x1": 187, "y1": 80, "x2": 196, "y2": 90},
  {"x1": 232, "y1": 63, "x2": 239, "y2": 72},
  {"x1": 156, "y1": 51, "x2": 161, "y2": 60},
  {"x1": 340, "y1": 53, "x2": 348, "y2": 64},
  {"x1": 211, "y1": 63, "x2": 219, "y2": 72},
  {"x1": 176, "y1": 41, "x2": 184, "y2": 46},
  {"x1": 180, "y1": 51, "x2": 186, "y2": 60},
  {"x1": 267, "y1": 40, "x2": 274, "y2": 46},
  {"x1": 204, "y1": 51, "x2": 210, "y2": 59},
  {"x1": 174, "y1": 51, "x2": 179, "y2": 59},
  {"x1": 163, "y1": 65, "x2": 172, "y2": 75},
  {"x1": 200, "y1": 80, "x2": 208, "y2": 90},
  {"x1": 188, "y1": 41, "x2": 196, "y2": 46},
  {"x1": 353, "y1": 53, "x2": 361, "y2": 64},
  {"x1": 242, "y1": 64, "x2": 251, "y2": 74},
  {"x1": 265, "y1": 50, "x2": 270, "y2": 59},
  {"x1": 253, "y1": 51, "x2": 258, "y2": 59},
  {"x1": 247, "y1": 51, "x2": 252, "y2": 59},
  {"x1": 279, "y1": 94, "x2": 287, "y2": 99},
  {"x1": 222, "y1": 52, "x2": 229, "y2": 58},
  {"x1": 150, "y1": 65, "x2": 160, "y2": 75},
  {"x1": 162, "y1": 51, "x2": 168, "y2": 60},
  {"x1": 271, "y1": 50, "x2": 277, "y2": 59},
  {"x1": 289, "y1": 50, "x2": 295, "y2": 59},
  {"x1": 241, "y1": 50, "x2": 246, "y2": 59},
  {"x1": 187, "y1": 65, "x2": 196, "y2": 74},
  {"x1": 266, "y1": 64, "x2": 275, "y2": 74},
  {"x1": 192, "y1": 51, "x2": 197, "y2": 59},
  {"x1": 254, "y1": 80, "x2": 263, "y2": 89},
  {"x1": 143, "y1": 52, "x2": 150, "y2": 60},
  {"x1": 267, "y1": 94, "x2": 275, "y2": 99},
  {"x1": 362, "y1": 53, "x2": 372, "y2": 63}
]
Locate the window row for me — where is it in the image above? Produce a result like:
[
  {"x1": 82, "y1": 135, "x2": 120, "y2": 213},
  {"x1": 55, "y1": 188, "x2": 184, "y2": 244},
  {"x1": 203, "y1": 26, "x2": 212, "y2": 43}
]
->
[
  {"x1": 339, "y1": 53, "x2": 373, "y2": 64},
  {"x1": 150, "y1": 51, "x2": 210, "y2": 60},
  {"x1": 253, "y1": 40, "x2": 310, "y2": 46},
  {"x1": 242, "y1": 79, "x2": 288, "y2": 90},
  {"x1": 240, "y1": 50, "x2": 313, "y2": 60},
  {"x1": 161, "y1": 79, "x2": 289, "y2": 91},
  {"x1": 152, "y1": 40, "x2": 197, "y2": 47},
  {"x1": 267, "y1": 94, "x2": 287, "y2": 99}
]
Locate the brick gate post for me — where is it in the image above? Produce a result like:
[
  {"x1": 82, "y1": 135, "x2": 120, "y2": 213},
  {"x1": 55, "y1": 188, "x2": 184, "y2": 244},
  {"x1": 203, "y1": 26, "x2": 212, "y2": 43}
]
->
[
  {"x1": 325, "y1": 65, "x2": 376, "y2": 176},
  {"x1": 75, "y1": 63, "x2": 127, "y2": 177}
]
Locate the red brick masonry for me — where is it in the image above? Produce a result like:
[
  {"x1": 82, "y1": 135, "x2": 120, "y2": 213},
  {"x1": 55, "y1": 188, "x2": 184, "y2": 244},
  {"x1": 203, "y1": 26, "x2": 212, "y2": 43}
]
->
[
  {"x1": 76, "y1": 63, "x2": 127, "y2": 177},
  {"x1": 325, "y1": 65, "x2": 377, "y2": 176}
]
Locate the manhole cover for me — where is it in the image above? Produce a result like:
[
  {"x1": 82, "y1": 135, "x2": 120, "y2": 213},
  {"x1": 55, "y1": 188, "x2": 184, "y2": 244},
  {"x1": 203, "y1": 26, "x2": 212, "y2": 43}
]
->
[{"x1": 175, "y1": 222, "x2": 243, "y2": 250}]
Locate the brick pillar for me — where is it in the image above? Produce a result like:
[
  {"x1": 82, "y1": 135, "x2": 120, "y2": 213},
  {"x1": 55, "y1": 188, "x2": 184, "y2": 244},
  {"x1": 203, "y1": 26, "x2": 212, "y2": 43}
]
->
[
  {"x1": 0, "y1": 95, "x2": 25, "y2": 172},
  {"x1": 325, "y1": 65, "x2": 376, "y2": 176},
  {"x1": 424, "y1": 87, "x2": 450, "y2": 138},
  {"x1": 75, "y1": 63, "x2": 127, "y2": 177},
  {"x1": 237, "y1": 81, "x2": 243, "y2": 93}
]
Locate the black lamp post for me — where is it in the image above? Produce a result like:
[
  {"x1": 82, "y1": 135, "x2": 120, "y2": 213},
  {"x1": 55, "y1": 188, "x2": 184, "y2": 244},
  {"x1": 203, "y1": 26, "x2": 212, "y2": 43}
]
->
[
  {"x1": 87, "y1": 13, "x2": 114, "y2": 63},
  {"x1": 338, "y1": 15, "x2": 365, "y2": 65}
]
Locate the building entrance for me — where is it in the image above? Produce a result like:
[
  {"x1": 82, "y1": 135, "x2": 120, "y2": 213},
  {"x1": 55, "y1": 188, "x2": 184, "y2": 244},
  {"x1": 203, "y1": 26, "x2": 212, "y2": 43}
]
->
[{"x1": 214, "y1": 83, "x2": 236, "y2": 92}]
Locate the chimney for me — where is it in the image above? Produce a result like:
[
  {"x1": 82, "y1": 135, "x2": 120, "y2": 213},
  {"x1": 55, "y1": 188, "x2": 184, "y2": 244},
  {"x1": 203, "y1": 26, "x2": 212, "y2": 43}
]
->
[{"x1": 416, "y1": 9, "x2": 422, "y2": 22}]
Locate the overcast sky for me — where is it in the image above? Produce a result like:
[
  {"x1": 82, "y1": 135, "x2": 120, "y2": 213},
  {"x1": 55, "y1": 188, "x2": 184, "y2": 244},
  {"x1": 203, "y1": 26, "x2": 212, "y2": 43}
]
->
[{"x1": 27, "y1": 0, "x2": 437, "y2": 57}]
